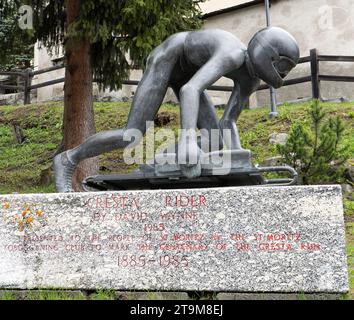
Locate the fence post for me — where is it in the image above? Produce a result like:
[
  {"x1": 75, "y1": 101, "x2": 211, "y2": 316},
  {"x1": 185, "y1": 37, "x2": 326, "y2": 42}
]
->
[
  {"x1": 23, "y1": 68, "x2": 32, "y2": 105},
  {"x1": 310, "y1": 48, "x2": 320, "y2": 100}
]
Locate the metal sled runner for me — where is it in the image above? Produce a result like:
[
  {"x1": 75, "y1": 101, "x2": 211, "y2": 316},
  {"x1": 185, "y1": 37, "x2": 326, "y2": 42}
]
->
[{"x1": 82, "y1": 150, "x2": 298, "y2": 191}]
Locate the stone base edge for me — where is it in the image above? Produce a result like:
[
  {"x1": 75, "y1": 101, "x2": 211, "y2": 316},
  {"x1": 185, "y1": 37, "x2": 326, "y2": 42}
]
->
[{"x1": 0, "y1": 290, "x2": 348, "y2": 300}]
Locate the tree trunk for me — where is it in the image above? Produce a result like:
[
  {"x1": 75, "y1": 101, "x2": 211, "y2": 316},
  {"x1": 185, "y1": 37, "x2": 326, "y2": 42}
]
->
[{"x1": 63, "y1": 0, "x2": 98, "y2": 191}]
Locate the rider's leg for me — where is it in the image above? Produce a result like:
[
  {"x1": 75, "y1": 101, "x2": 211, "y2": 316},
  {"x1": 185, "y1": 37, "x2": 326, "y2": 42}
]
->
[
  {"x1": 197, "y1": 91, "x2": 223, "y2": 153},
  {"x1": 68, "y1": 61, "x2": 170, "y2": 164}
]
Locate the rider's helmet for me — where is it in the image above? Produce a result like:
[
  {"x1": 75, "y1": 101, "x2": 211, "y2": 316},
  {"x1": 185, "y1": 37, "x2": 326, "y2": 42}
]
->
[{"x1": 247, "y1": 27, "x2": 300, "y2": 88}]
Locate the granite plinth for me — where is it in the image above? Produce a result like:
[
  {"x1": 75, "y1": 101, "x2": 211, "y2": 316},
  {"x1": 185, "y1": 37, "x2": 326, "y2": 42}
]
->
[{"x1": 0, "y1": 186, "x2": 348, "y2": 292}]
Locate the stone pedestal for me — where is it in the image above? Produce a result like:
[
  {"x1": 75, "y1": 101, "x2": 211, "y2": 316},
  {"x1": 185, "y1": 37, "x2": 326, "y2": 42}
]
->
[{"x1": 0, "y1": 186, "x2": 349, "y2": 292}]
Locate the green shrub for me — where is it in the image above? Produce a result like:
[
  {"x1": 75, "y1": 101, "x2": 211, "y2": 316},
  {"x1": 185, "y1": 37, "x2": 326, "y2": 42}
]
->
[{"x1": 277, "y1": 100, "x2": 349, "y2": 184}]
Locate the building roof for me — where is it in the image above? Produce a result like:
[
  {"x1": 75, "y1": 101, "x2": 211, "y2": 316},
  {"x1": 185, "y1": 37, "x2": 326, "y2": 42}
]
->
[
  {"x1": 200, "y1": 0, "x2": 253, "y2": 14},
  {"x1": 202, "y1": 0, "x2": 269, "y2": 19}
]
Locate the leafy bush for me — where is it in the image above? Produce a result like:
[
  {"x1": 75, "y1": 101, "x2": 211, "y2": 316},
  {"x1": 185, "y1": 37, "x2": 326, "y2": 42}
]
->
[{"x1": 277, "y1": 100, "x2": 349, "y2": 184}]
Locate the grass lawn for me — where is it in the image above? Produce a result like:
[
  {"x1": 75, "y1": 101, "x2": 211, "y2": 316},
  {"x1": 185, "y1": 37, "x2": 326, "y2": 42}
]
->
[{"x1": 0, "y1": 100, "x2": 353, "y2": 300}]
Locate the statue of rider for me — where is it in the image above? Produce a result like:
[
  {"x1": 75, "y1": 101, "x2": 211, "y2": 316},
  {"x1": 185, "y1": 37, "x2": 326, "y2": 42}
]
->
[{"x1": 54, "y1": 27, "x2": 300, "y2": 192}]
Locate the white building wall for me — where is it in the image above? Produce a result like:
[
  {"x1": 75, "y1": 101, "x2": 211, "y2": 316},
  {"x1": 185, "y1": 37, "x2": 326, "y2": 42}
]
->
[
  {"x1": 34, "y1": 0, "x2": 354, "y2": 106},
  {"x1": 33, "y1": 44, "x2": 65, "y2": 102},
  {"x1": 203, "y1": 0, "x2": 354, "y2": 106}
]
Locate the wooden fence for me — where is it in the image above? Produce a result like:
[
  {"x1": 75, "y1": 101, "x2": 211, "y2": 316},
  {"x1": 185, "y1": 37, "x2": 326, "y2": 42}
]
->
[{"x1": 0, "y1": 48, "x2": 353, "y2": 105}]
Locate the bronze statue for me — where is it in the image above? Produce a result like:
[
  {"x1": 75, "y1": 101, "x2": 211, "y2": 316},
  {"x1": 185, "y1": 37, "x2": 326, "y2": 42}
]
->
[{"x1": 54, "y1": 27, "x2": 300, "y2": 192}]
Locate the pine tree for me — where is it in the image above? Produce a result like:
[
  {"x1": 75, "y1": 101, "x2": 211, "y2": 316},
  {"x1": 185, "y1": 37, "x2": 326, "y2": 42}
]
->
[
  {"x1": 277, "y1": 100, "x2": 348, "y2": 184},
  {"x1": 0, "y1": 1, "x2": 34, "y2": 70},
  {"x1": 2, "y1": 0, "x2": 204, "y2": 190}
]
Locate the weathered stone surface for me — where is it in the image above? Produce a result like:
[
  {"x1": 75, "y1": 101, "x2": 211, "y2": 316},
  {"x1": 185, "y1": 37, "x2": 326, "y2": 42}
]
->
[
  {"x1": 0, "y1": 186, "x2": 348, "y2": 292},
  {"x1": 269, "y1": 132, "x2": 288, "y2": 145},
  {"x1": 216, "y1": 293, "x2": 344, "y2": 300},
  {"x1": 344, "y1": 162, "x2": 354, "y2": 183},
  {"x1": 116, "y1": 291, "x2": 190, "y2": 300},
  {"x1": 260, "y1": 156, "x2": 283, "y2": 167},
  {"x1": 341, "y1": 184, "x2": 353, "y2": 195}
]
